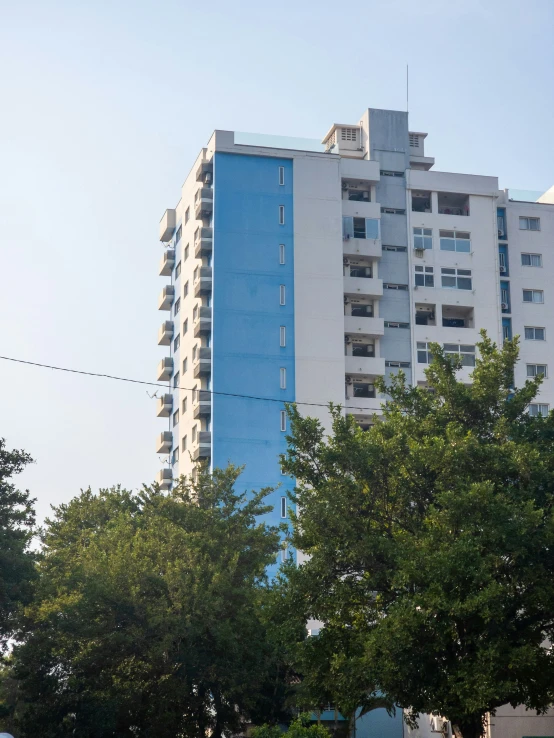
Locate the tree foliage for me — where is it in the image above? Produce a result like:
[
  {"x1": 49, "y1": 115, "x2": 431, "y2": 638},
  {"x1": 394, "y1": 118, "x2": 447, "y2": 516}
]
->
[
  {"x1": 280, "y1": 334, "x2": 554, "y2": 738},
  {"x1": 0, "y1": 439, "x2": 35, "y2": 650},
  {"x1": 11, "y1": 465, "x2": 298, "y2": 738}
]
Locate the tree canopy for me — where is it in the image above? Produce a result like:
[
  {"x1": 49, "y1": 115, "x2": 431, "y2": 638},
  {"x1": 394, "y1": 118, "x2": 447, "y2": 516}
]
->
[
  {"x1": 280, "y1": 334, "x2": 554, "y2": 738},
  {"x1": 0, "y1": 439, "x2": 35, "y2": 650},
  {"x1": 11, "y1": 465, "x2": 299, "y2": 738}
]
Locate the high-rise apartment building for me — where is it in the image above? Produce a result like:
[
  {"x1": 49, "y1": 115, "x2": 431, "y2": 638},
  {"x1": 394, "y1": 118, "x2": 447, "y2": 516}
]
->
[{"x1": 155, "y1": 105, "x2": 554, "y2": 738}]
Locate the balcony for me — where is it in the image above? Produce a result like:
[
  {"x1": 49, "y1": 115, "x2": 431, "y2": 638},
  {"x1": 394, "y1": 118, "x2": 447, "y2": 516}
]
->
[
  {"x1": 438, "y1": 192, "x2": 470, "y2": 217},
  {"x1": 344, "y1": 316, "x2": 384, "y2": 337},
  {"x1": 345, "y1": 356, "x2": 386, "y2": 376},
  {"x1": 343, "y1": 237, "x2": 381, "y2": 260},
  {"x1": 344, "y1": 276, "x2": 383, "y2": 299},
  {"x1": 193, "y1": 389, "x2": 212, "y2": 418},
  {"x1": 157, "y1": 357, "x2": 173, "y2": 381},
  {"x1": 159, "y1": 249, "x2": 175, "y2": 276},
  {"x1": 158, "y1": 285, "x2": 175, "y2": 311},
  {"x1": 345, "y1": 395, "x2": 382, "y2": 414},
  {"x1": 194, "y1": 227, "x2": 213, "y2": 258},
  {"x1": 192, "y1": 432, "x2": 211, "y2": 460},
  {"x1": 196, "y1": 160, "x2": 213, "y2": 183},
  {"x1": 193, "y1": 306, "x2": 212, "y2": 336},
  {"x1": 156, "y1": 393, "x2": 173, "y2": 417},
  {"x1": 194, "y1": 188, "x2": 213, "y2": 220},
  {"x1": 156, "y1": 431, "x2": 172, "y2": 454},
  {"x1": 193, "y1": 267, "x2": 213, "y2": 297},
  {"x1": 193, "y1": 347, "x2": 212, "y2": 377},
  {"x1": 156, "y1": 468, "x2": 173, "y2": 490},
  {"x1": 158, "y1": 320, "x2": 174, "y2": 346},
  {"x1": 159, "y1": 208, "x2": 176, "y2": 242}
]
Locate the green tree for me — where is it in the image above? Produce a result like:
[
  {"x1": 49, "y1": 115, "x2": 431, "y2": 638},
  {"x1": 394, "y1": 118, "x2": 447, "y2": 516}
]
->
[
  {"x1": 252, "y1": 713, "x2": 330, "y2": 738},
  {"x1": 280, "y1": 334, "x2": 554, "y2": 738},
  {"x1": 12, "y1": 465, "x2": 298, "y2": 738},
  {"x1": 0, "y1": 440, "x2": 35, "y2": 649}
]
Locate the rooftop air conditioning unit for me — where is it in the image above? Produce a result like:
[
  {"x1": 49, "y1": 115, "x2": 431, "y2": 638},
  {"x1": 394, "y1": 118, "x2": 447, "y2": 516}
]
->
[
  {"x1": 501, "y1": 302, "x2": 509, "y2": 310},
  {"x1": 500, "y1": 265, "x2": 507, "y2": 273}
]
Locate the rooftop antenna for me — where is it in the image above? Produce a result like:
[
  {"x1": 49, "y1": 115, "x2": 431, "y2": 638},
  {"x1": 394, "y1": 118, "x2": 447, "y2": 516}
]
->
[{"x1": 406, "y1": 64, "x2": 409, "y2": 113}]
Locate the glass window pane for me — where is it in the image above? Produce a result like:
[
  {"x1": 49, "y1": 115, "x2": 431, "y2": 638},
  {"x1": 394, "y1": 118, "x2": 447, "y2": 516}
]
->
[
  {"x1": 343, "y1": 216, "x2": 354, "y2": 239},
  {"x1": 423, "y1": 229, "x2": 432, "y2": 237},
  {"x1": 417, "y1": 351, "x2": 428, "y2": 363},
  {"x1": 442, "y1": 268, "x2": 455, "y2": 274},
  {"x1": 460, "y1": 345, "x2": 474, "y2": 353},
  {"x1": 442, "y1": 276, "x2": 456, "y2": 288},
  {"x1": 414, "y1": 235, "x2": 424, "y2": 249},
  {"x1": 536, "y1": 328, "x2": 545, "y2": 340},
  {"x1": 415, "y1": 274, "x2": 424, "y2": 286},
  {"x1": 443, "y1": 344, "x2": 459, "y2": 352},
  {"x1": 365, "y1": 219, "x2": 379, "y2": 239},
  {"x1": 456, "y1": 240, "x2": 471, "y2": 253},
  {"x1": 523, "y1": 291, "x2": 532, "y2": 302},
  {"x1": 440, "y1": 230, "x2": 455, "y2": 238},
  {"x1": 461, "y1": 354, "x2": 476, "y2": 367},
  {"x1": 424, "y1": 275, "x2": 434, "y2": 287},
  {"x1": 440, "y1": 238, "x2": 455, "y2": 251},
  {"x1": 457, "y1": 277, "x2": 472, "y2": 290}
]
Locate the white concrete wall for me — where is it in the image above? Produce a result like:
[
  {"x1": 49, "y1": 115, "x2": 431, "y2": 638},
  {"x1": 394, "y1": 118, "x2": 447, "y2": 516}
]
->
[
  {"x1": 506, "y1": 199, "x2": 554, "y2": 411},
  {"x1": 293, "y1": 154, "x2": 345, "y2": 430}
]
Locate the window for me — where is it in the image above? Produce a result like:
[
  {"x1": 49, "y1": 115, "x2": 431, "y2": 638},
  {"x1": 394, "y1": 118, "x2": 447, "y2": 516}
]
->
[
  {"x1": 280, "y1": 411, "x2": 287, "y2": 432},
  {"x1": 384, "y1": 321, "x2": 409, "y2": 329},
  {"x1": 352, "y1": 342, "x2": 375, "y2": 357},
  {"x1": 384, "y1": 283, "x2": 409, "y2": 290},
  {"x1": 386, "y1": 360, "x2": 411, "y2": 368},
  {"x1": 185, "y1": 207, "x2": 190, "y2": 224},
  {"x1": 439, "y1": 230, "x2": 471, "y2": 253},
  {"x1": 351, "y1": 303, "x2": 373, "y2": 317},
  {"x1": 280, "y1": 497, "x2": 287, "y2": 518},
  {"x1": 381, "y1": 207, "x2": 406, "y2": 215},
  {"x1": 192, "y1": 425, "x2": 197, "y2": 443},
  {"x1": 173, "y1": 371, "x2": 180, "y2": 388},
  {"x1": 175, "y1": 261, "x2": 182, "y2": 277},
  {"x1": 183, "y1": 318, "x2": 188, "y2": 334},
  {"x1": 415, "y1": 265, "x2": 434, "y2": 287},
  {"x1": 343, "y1": 216, "x2": 379, "y2": 240},
  {"x1": 341, "y1": 127, "x2": 358, "y2": 141},
  {"x1": 383, "y1": 245, "x2": 407, "y2": 252},
  {"x1": 409, "y1": 133, "x2": 420, "y2": 147},
  {"x1": 444, "y1": 343, "x2": 476, "y2": 367},
  {"x1": 529, "y1": 403, "x2": 549, "y2": 416},
  {"x1": 413, "y1": 227, "x2": 433, "y2": 250},
  {"x1": 417, "y1": 342, "x2": 434, "y2": 364},
  {"x1": 192, "y1": 345, "x2": 197, "y2": 362},
  {"x1": 280, "y1": 326, "x2": 286, "y2": 347},
  {"x1": 184, "y1": 244, "x2": 189, "y2": 261},
  {"x1": 280, "y1": 368, "x2": 286, "y2": 390},
  {"x1": 523, "y1": 289, "x2": 544, "y2": 303},
  {"x1": 352, "y1": 382, "x2": 375, "y2": 398},
  {"x1": 280, "y1": 285, "x2": 286, "y2": 305},
  {"x1": 380, "y1": 170, "x2": 404, "y2": 177},
  {"x1": 174, "y1": 297, "x2": 181, "y2": 316},
  {"x1": 279, "y1": 244, "x2": 285, "y2": 264},
  {"x1": 525, "y1": 326, "x2": 545, "y2": 341},
  {"x1": 173, "y1": 409, "x2": 179, "y2": 427},
  {"x1": 503, "y1": 322, "x2": 512, "y2": 341},
  {"x1": 521, "y1": 253, "x2": 542, "y2": 267},
  {"x1": 441, "y1": 268, "x2": 472, "y2": 290},
  {"x1": 173, "y1": 334, "x2": 180, "y2": 351},
  {"x1": 184, "y1": 281, "x2": 189, "y2": 298},
  {"x1": 279, "y1": 166, "x2": 285, "y2": 185},
  {"x1": 172, "y1": 447, "x2": 179, "y2": 465},
  {"x1": 193, "y1": 266, "x2": 199, "y2": 283},
  {"x1": 193, "y1": 305, "x2": 198, "y2": 321},
  {"x1": 279, "y1": 206, "x2": 285, "y2": 225},
  {"x1": 175, "y1": 225, "x2": 182, "y2": 245},
  {"x1": 280, "y1": 543, "x2": 287, "y2": 563},
  {"x1": 497, "y1": 210, "x2": 506, "y2": 238},
  {"x1": 499, "y1": 251, "x2": 507, "y2": 270},
  {"x1": 527, "y1": 364, "x2": 547, "y2": 377},
  {"x1": 183, "y1": 358, "x2": 188, "y2": 373},
  {"x1": 182, "y1": 397, "x2": 187, "y2": 413},
  {"x1": 520, "y1": 216, "x2": 540, "y2": 231}
]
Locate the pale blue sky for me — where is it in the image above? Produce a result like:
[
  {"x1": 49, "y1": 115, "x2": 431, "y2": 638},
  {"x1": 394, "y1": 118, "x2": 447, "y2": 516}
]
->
[{"x1": 1, "y1": 0, "x2": 553, "y2": 519}]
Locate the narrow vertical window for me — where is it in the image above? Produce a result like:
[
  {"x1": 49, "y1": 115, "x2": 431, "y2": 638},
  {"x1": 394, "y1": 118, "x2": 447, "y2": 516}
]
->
[
  {"x1": 279, "y1": 166, "x2": 285, "y2": 185},
  {"x1": 280, "y1": 285, "x2": 286, "y2": 305},
  {"x1": 279, "y1": 206, "x2": 285, "y2": 225},
  {"x1": 279, "y1": 244, "x2": 285, "y2": 264},
  {"x1": 183, "y1": 358, "x2": 188, "y2": 373},
  {"x1": 280, "y1": 367, "x2": 286, "y2": 389},
  {"x1": 192, "y1": 425, "x2": 197, "y2": 443},
  {"x1": 280, "y1": 496, "x2": 287, "y2": 518},
  {"x1": 182, "y1": 435, "x2": 187, "y2": 451},
  {"x1": 280, "y1": 411, "x2": 287, "y2": 432},
  {"x1": 280, "y1": 543, "x2": 287, "y2": 562},
  {"x1": 280, "y1": 326, "x2": 286, "y2": 347}
]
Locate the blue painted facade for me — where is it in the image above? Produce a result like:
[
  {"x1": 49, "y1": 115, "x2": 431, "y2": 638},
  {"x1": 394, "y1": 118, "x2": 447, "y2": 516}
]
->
[{"x1": 212, "y1": 152, "x2": 295, "y2": 574}]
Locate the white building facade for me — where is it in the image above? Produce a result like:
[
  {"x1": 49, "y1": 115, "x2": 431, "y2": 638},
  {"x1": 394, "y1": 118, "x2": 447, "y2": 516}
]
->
[{"x1": 156, "y1": 107, "x2": 554, "y2": 738}]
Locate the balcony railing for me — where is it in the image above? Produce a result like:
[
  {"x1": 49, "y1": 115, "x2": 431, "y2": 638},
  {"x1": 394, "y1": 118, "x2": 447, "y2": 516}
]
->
[
  {"x1": 158, "y1": 285, "x2": 175, "y2": 311},
  {"x1": 159, "y1": 249, "x2": 175, "y2": 276},
  {"x1": 193, "y1": 267, "x2": 213, "y2": 297},
  {"x1": 156, "y1": 468, "x2": 173, "y2": 489},
  {"x1": 194, "y1": 187, "x2": 214, "y2": 220},
  {"x1": 192, "y1": 432, "x2": 211, "y2": 460},
  {"x1": 193, "y1": 389, "x2": 212, "y2": 418},
  {"x1": 193, "y1": 347, "x2": 212, "y2": 377},
  {"x1": 158, "y1": 321, "x2": 174, "y2": 346},
  {"x1": 156, "y1": 431, "x2": 172, "y2": 454},
  {"x1": 193, "y1": 306, "x2": 212, "y2": 336},
  {"x1": 194, "y1": 227, "x2": 213, "y2": 258},
  {"x1": 156, "y1": 393, "x2": 173, "y2": 418},
  {"x1": 157, "y1": 357, "x2": 173, "y2": 381}
]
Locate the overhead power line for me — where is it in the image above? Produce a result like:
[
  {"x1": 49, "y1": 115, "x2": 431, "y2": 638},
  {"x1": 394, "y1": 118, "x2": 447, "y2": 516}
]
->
[{"x1": 0, "y1": 355, "x2": 381, "y2": 413}]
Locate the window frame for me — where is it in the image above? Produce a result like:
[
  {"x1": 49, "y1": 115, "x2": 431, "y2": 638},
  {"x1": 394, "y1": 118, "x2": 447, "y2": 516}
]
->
[
  {"x1": 519, "y1": 216, "x2": 540, "y2": 231},
  {"x1": 279, "y1": 244, "x2": 285, "y2": 264},
  {"x1": 280, "y1": 326, "x2": 286, "y2": 347},
  {"x1": 280, "y1": 367, "x2": 286, "y2": 390},
  {"x1": 280, "y1": 496, "x2": 287, "y2": 518},
  {"x1": 279, "y1": 285, "x2": 286, "y2": 305},
  {"x1": 523, "y1": 289, "x2": 544, "y2": 304},
  {"x1": 524, "y1": 326, "x2": 545, "y2": 341},
  {"x1": 279, "y1": 205, "x2": 285, "y2": 225},
  {"x1": 413, "y1": 227, "x2": 433, "y2": 250},
  {"x1": 280, "y1": 411, "x2": 287, "y2": 432},
  {"x1": 527, "y1": 364, "x2": 547, "y2": 378},
  {"x1": 173, "y1": 409, "x2": 179, "y2": 427},
  {"x1": 528, "y1": 403, "x2": 549, "y2": 416},
  {"x1": 278, "y1": 166, "x2": 285, "y2": 186},
  {"x1": 441, "y1": 267, "x2": 473, "y2": 291},
  {"x1": 414, "y1": 265, "x2": 434, "y2": 287},
  {"x1": 439, "y1": 230, "x2": 471, "y2": 253},
  {"x1": 521, "y1": 253, "x2": 543, "y2": 267}
]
